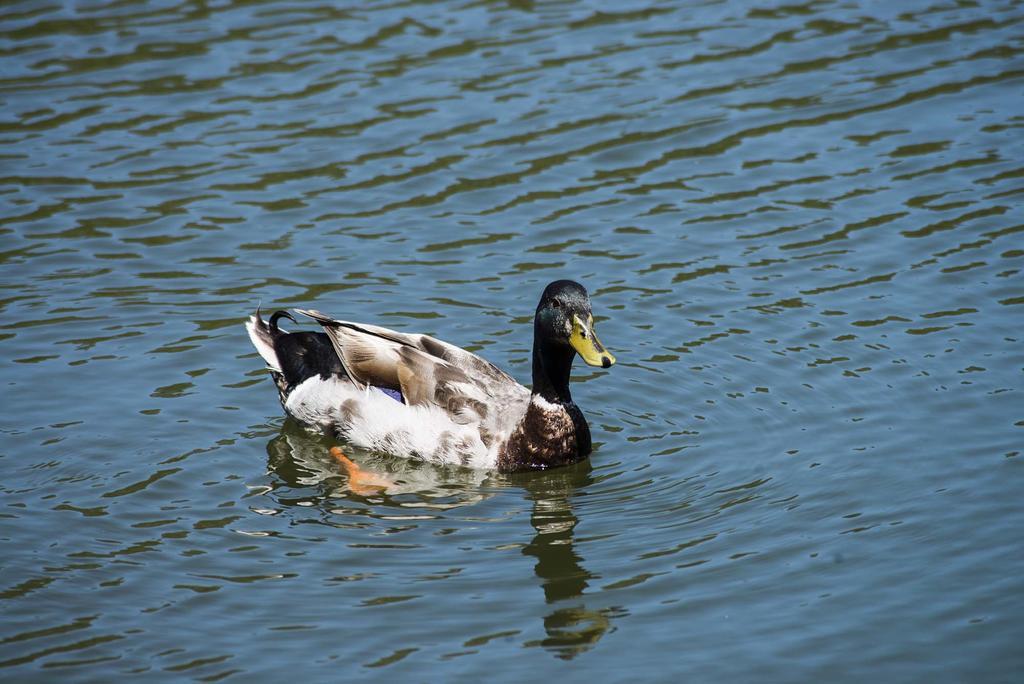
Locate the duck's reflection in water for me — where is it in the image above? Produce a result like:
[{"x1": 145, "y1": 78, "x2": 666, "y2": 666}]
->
[
  {"x1": 263, "y1": 421, "x2": 615, "y2": 658},
  {"x1": 264, "y1": 419, "x2": 492, "y2": 509},
  {"x1": 515, "y1": 463, "x2": 616, "y2": 660}
]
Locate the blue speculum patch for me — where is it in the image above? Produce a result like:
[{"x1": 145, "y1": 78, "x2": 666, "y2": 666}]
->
[{"x1": 376, "y1": 386, "x2": 404, "y2": 403}]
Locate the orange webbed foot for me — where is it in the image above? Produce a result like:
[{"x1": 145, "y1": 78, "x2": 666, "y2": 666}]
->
[{"x1": 330, "y1": 447, "x2": 393, "y2": 495}]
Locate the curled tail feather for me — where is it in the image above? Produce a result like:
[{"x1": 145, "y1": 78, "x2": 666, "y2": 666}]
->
[{"x1": 269, "y1": 310, "x2": 296, "y2": 333}]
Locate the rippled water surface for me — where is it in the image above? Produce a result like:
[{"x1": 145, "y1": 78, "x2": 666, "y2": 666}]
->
[{"x1": 3, "y1": 0, "x2": 1023, "y2": 679}]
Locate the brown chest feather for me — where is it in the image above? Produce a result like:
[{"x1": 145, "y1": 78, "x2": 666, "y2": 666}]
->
[{"x1": 498, "y1": 399, "x2": 591, "y2": 472}]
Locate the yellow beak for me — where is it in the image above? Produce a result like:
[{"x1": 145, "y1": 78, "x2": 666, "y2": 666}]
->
[{"x1": 570, "y1": 314, "x2": 616, "y2": 369}]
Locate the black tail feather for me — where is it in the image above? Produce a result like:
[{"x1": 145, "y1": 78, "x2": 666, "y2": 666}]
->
[{"x1": 269, "y1": 316, "x2": 348, "y2": 389}]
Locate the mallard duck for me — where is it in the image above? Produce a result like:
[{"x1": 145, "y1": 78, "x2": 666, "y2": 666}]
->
[{"x1": 245, "y1": 280, "x2": 615, "y2": 472}]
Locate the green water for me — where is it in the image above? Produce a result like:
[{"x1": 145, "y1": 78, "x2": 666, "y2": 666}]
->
[{"x1": 2, "y1": 0, "x2": 1022, "y2": 680}]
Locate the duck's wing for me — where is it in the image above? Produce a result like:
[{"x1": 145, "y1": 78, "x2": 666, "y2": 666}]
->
[{"x1": 296, "y1": 309, "x2": 523, "y2": 420}]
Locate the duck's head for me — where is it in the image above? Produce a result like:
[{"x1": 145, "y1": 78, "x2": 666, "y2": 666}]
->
[{"x1": 535, "y1": 280, "x2": 616, "y2": 369}]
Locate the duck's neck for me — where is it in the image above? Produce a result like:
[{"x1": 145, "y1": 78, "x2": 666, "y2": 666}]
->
[
  {"x1": 531, "y1": 337, "x2": 575, "y2": 403},
  {"x1": 499, "y1": 344, "x2": 592, "y2": 472}
]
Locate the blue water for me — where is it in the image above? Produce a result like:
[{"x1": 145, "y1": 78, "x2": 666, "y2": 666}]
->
[{"x1": 2, "y1": 0, "x2": 1022, "y2": 680}]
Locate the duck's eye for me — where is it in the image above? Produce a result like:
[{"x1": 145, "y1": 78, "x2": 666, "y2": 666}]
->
[{"x1": 551, "y1": 299, "x2": 561, "y2": 309}]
